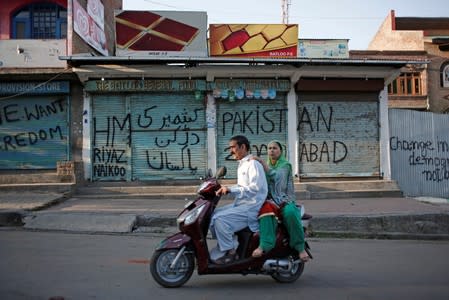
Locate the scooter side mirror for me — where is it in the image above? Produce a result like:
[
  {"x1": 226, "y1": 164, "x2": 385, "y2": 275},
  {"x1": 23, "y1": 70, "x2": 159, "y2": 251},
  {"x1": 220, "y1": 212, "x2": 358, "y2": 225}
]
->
[
  {"x1": 215, "y1": 166, "x2": 227, "y2": 178},
  {"x1": 206, "y1": 168, "x2": 213, "y2": 178}
]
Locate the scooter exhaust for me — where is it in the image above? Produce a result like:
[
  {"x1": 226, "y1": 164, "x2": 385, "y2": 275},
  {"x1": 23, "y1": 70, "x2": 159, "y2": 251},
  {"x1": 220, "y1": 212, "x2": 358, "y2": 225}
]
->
[{"x1": 262, "y1": 258, "x2": 297, "y2": 273}]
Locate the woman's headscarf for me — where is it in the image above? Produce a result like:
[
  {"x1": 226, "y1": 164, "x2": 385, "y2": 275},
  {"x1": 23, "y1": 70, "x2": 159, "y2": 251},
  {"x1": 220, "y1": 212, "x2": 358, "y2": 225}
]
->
[
  {"x1": 266, "y1": 140, "x2": 295, "y2": 204},
  {"x1": 267, "y1": 140, "x2": 292, "y2": 173}
]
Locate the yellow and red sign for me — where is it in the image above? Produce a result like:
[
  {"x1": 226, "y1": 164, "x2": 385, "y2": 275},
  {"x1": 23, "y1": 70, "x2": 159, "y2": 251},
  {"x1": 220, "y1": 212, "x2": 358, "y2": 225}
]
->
[{"x1": 209, "y1": 24, "x2": 298, "y2": 58}]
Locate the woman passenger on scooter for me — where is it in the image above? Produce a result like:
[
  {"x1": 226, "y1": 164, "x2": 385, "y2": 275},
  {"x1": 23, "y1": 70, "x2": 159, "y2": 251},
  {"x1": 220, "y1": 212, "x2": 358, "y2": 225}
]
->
[{"x1": 252, "y1": 140, "x2": 310, "y2": 262}]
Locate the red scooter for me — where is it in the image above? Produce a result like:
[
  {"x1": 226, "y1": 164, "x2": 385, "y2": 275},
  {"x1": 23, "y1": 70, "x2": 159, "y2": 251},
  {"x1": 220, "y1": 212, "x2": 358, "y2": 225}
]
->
[{"x1": 150, "y1": 167, "x2": 313, "y2": 288}]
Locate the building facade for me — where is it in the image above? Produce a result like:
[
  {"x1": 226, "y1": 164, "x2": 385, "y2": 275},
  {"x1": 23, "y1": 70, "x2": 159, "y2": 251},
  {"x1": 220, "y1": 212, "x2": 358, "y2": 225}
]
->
[
  {"x1": 59, "y1": 55, "x2": 415, "y2": 182},
  {"x1": 0, "y1": 0, "x2": 120, "y2": 181},
  {"x1": 368, "y1": 10, "x2": 449, "y2": 113},
  {"x1": 0, "y1": 1, "x2": 419, "y2": 187}
]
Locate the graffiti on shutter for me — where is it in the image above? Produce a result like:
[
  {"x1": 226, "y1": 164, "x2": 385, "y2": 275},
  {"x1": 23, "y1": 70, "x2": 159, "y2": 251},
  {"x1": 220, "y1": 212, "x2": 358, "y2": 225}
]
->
[
  {"x1": 216, "y1": 96, "x2": 288, "y2": 178},
  {"x1": 130, "y1": 93, "x2": 206, "y2": 180},
  {"x1": 91, "y1": 93, "x2": 207, "y2": 181},
  {"x1": 0, "y1": 96, "x2": 69, "y2": 169},
  {"x1": 91, "y1": 95, "x2": 131, "y2": 181},
  {"x1": 389, "y1": 109, "x2": 449, "y2": 198},
  {"x1": 298, "y1": 98, "x2": 379, "y2": 177}
]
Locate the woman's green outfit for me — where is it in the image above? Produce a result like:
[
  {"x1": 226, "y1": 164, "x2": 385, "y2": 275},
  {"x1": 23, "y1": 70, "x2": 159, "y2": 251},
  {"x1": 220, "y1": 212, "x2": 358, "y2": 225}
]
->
[{"x1": 258, "y1": 144, "x2": 306, "y2": 253}]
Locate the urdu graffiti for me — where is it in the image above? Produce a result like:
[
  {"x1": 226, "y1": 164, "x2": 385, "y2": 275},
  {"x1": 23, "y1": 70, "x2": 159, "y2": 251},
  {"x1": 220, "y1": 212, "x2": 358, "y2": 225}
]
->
[{"x1": 92, "y1": 103, "x2": 205, "y2": 179}]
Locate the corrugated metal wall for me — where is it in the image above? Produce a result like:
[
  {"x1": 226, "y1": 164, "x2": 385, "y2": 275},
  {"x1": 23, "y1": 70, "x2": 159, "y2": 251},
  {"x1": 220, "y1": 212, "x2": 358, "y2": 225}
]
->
[
  {"x1": 0, "y1": 96, "x2": 69, "y2": 169},
  {"x1": 91, "y1": 92, "x2": 206, "y2": 181},
  {"x1": 389, "y1": 109, "x2": 449, "y2": 198},
  {"x1": 216, "y1": 96, "x2": 288, "y2": 178},
  {"x1": 298, "y1": 93, "x2": 379, "y2": 177}
]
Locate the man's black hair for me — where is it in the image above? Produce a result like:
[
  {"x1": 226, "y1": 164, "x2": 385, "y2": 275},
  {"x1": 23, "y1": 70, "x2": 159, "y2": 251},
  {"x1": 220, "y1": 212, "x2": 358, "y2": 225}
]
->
[{"x1": 230, "y1": 135, "x2": 250, "y2": 151}]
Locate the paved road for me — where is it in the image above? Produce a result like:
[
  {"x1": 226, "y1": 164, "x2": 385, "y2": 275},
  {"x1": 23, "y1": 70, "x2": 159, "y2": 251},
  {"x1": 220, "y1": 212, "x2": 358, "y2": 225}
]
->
[{"x1": 1, "y1": 229, "x2": 449, "y2": 300}]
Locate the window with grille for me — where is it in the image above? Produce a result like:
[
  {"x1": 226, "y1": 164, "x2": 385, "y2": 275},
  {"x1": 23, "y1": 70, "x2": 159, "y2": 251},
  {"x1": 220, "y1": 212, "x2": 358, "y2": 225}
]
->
[
  {"x1": 12, "y1": 3, "x2": 67, "y2": 39},
  {"x1": 441, "y1": 62, "x2": 449, "y2": 88},
  {"x1": 387, "y1": 73, "x2": 422, "y2": 96}
]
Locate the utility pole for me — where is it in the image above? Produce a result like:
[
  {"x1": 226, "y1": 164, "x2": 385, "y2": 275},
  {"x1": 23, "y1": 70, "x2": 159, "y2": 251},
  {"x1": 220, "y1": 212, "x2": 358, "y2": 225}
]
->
[{"x1": 281, "y1": 0, "x2": 291, "y2": 24}]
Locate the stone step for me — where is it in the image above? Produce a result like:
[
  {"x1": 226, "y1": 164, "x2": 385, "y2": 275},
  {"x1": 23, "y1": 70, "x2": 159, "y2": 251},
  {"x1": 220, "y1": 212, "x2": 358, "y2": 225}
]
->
[
  {"x1": 302, "y1": 180, "x2": 402, "y2": 199},
  {"x1": 303, "y1": 180, "x2": 400, "y2": 192},
  {"x1": 0, "y1": 183, "x2": 75, "y2": 194},
  {"x1": 71, "y1": 180, "x2": 401, "y2": 200},
  {"x1": 0, "y1": 172, "x2": 72, "y2": 184},
  {"x1": 307, "y1": 189, "x2": 402, "y2": 199}
]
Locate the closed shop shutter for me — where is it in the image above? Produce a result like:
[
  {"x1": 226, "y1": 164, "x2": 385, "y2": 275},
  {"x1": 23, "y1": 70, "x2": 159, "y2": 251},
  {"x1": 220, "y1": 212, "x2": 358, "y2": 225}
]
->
[
  {"x1": 130, "y1": 93, "x2": 206, "y2": 180},
  {"x1": 91, "y1": 94, "x2": 131, "y2": 181},
  {"x1": 0, "y1": 96, "x2": 69, "y2": 169},
  {"x1": 91, "y1": 93, "x2": 206, "y2": 181},
  {"x1": 298, "y1": 93, "x2": 379, "y2": 177},
  {"x1": 216, "y1": 95, "x2": 288, "y2": 178}
]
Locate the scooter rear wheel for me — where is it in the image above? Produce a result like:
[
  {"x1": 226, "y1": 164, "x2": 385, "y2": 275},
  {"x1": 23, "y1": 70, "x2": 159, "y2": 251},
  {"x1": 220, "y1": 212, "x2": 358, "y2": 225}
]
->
[
  {"x1": 271, "y1": 258, "x2": 305, "y2": 283},
  {"x1": 150, "y1": 249, "x2": 194, "y2": 288}
]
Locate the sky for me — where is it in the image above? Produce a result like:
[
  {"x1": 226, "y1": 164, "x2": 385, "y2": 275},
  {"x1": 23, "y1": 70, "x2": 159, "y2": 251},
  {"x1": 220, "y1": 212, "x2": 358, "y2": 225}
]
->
[{"x1": 122, "y1": 0, "x2": 449, "y2": 50}]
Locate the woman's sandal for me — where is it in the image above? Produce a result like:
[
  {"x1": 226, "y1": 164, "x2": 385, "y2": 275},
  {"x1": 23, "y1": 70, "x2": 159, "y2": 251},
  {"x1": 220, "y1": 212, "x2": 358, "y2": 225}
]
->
[
  {"x1": 252, "y1": 247, "x2": 265, "y2": 258},
  {"x1": 299, "y1": 250, "x2": 310, "y2": 262}
]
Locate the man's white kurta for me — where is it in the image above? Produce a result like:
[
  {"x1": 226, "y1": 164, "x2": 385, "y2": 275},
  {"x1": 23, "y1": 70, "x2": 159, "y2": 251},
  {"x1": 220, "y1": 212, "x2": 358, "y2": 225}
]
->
[{"x1": 210, "y1": 154, "x2": 268, "y2": 252}]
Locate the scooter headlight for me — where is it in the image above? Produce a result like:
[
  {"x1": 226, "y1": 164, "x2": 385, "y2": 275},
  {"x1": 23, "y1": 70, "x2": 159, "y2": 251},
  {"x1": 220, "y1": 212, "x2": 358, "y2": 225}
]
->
[{"x1": 177, "y1": 204, "x2": 206, "y2": 226}]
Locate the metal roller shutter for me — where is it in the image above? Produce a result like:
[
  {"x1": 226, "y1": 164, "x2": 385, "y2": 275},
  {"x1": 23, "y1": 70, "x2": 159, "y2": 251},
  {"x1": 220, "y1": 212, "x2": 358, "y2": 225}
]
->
[
  {"x1": 92, "y1": 92, "x2": 207, "y2": 181},
  {"x1": 216, "y1": 96, "x2": 288, "y2": 179},
  {"x1": 0, "y1": 96, "x2": 69, "y2": 169},
  {"x1": 298, "y1": 93, "x2": 379, "y2": 178},
  {"x1": 91, "y1": 94, "x2": 131, "y2": 181},
  {"x1": 130, "y1": 93, "x2": 207, "y2": 180}
]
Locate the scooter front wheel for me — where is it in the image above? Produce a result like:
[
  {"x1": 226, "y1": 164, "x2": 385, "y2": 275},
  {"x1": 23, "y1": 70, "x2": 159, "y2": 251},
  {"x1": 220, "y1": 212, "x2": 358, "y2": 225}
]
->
[{"x1": 150, "y1": 249, "x2": 194, "y2": 288}]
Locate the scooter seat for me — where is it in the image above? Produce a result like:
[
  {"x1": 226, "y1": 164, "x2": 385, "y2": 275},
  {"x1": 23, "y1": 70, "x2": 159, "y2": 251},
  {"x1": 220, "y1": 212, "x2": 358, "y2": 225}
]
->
[
  {"x1": 302, "y1": 213, "x2": 313, "y2": 220},
  {"x1": 258, "y1": 200, "x2": 281, "y2": 219}
]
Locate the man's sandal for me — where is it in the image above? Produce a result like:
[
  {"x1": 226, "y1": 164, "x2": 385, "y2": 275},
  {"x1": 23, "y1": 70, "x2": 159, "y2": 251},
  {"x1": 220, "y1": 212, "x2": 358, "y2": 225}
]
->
[{"x1": 213, "y1": 251, "x2": 238, "y2": 265}]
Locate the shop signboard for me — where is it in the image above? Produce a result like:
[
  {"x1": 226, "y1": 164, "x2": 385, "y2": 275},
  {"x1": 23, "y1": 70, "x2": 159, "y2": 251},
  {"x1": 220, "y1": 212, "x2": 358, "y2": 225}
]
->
[
  {"x1": 73, "y1": 0, "x2": 108, "y2": 56},
  {"x1": 115, "y1": 10, "x2": 208, "y2": 57},
  {"x1": 0, "y1": 81, "x2": 70, "y2": 95},
  {"x1": 209, "y1": 24, "x2": 298, "y2": 58},
  {"x1": 298, "y1": 39, "x2": 349, "y2": 58},
  {"x1": 87, "y1": 0, "x2": 104, "y2": 30}
]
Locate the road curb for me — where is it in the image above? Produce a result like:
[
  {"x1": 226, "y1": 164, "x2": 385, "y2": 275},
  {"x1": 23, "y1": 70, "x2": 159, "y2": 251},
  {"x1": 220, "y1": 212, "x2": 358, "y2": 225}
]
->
[
  {"x1": 134, "y1": 213, "x2": 449, "y2": 240},
  {"x1": 1, "y1": 209, "x2": 449, "y2": 240},
  {"x1": 0, "y1": 211, "x2": 25, "y2": 227},
  {"x1": 23, "y1": 212, "x2": 137, "y2": 233},
  {"x1": 310, "y1": 213, "x2": 449, "y2": 236},
  {"x1": 310, "y1": 230, "x2": 449, "y2": 240}
]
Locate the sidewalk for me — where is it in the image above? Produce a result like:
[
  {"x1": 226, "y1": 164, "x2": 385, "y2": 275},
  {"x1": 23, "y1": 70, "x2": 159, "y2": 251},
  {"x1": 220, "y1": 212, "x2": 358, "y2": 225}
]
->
[{"x1": 0, "y1": 191, "x2": 448, "y2": 239}]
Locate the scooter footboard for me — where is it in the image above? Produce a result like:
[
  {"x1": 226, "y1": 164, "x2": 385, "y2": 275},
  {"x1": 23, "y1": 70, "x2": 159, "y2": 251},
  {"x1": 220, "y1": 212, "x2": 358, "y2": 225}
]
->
[
  {"x1": 236, "y1": 227, "x2": 261, "y2": 259},
  {"x1": 156, "y1": 232, "x2": 192, "y2": 250}
]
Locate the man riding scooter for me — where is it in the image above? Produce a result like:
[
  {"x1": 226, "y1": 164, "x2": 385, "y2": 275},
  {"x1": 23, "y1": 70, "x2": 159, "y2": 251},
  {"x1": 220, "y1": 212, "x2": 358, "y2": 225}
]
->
[
  {"x1": 210, "y1": 135, "x2": 268, "y2": 264},
  {"x1": 150, "y1": 135, "x2": 312, "y2": 288}
]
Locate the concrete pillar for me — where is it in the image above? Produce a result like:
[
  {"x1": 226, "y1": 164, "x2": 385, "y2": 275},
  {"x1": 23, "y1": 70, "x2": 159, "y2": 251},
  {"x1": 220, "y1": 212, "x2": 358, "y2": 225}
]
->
[
  {"x1": 287, "y1": 86, "x2": 298, "y2": 177},
  {"x1": 206, "y1": 93, "x2": 217, "y2": 175},
  {"x1": 379, "y1": 87, "x2": 391, "y2": 179}
]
